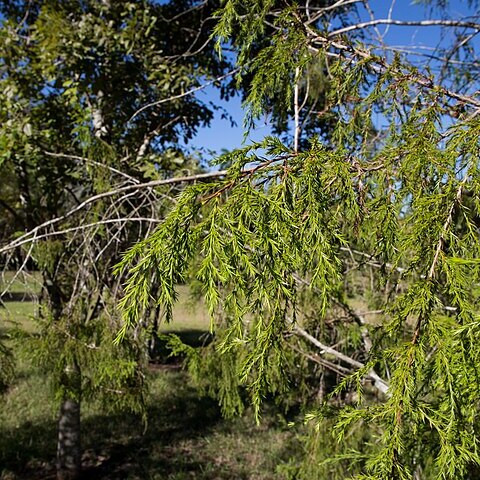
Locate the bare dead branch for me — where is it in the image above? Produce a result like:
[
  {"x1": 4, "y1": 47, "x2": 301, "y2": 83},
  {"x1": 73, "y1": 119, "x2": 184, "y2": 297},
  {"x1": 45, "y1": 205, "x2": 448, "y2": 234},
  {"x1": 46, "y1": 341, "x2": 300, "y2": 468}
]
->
[
  {"x1": 0, "y1": 170, "x2": 229, "y2": 255},
  {"x1": 292, "y1": 324, "x2": 390, "y2": 395},
  {"x1": 294, "y1": 66, "x2": 301, "y2": 153},
  {"x1": 330, "y1": 18, "x2": 480, "y2": 38}
]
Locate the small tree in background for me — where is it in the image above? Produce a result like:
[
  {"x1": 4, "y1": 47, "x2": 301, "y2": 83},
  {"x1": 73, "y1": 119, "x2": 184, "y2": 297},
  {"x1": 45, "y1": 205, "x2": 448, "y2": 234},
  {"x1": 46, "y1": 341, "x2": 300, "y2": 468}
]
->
[
  {"x1": 118, "y1": 1, "x2": 480, "y2": 478},
  {"x1": 0, "y1": 1, "x2": 231, "y2": 478}
]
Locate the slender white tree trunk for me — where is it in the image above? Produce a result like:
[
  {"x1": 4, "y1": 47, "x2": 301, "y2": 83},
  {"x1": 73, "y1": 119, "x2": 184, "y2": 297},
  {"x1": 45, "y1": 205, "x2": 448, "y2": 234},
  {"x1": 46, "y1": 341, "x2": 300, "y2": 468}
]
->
[{"x1": 56, "y1": 364, "x2": 81, "y2": 480}]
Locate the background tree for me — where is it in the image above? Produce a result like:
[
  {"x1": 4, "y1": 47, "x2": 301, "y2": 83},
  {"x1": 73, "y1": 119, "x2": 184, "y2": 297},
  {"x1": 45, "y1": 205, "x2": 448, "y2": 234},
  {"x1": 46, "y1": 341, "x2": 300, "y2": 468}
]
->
[
  {"x1": 0, "y1": 1, "x2": 232, "y2": 478},
  {"x1": 118, "y1": 1, "x2": 480, "y2": 479}
]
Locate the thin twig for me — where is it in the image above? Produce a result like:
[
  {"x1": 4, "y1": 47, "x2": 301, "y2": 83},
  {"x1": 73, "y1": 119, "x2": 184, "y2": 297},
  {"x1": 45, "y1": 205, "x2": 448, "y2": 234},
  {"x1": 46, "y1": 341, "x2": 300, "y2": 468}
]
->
[
  {"x1": 129, "y1": 68, "x2": 241, "y2": 122},
  {"x1": 294, "y1": 66, "x2": 301, "y2": 153}
]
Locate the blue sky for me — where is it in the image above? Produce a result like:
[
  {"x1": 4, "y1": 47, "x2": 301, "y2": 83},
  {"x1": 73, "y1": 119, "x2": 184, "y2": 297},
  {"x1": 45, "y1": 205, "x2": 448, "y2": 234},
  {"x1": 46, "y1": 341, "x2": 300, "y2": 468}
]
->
[{"x1": 189, "y1": 0, "x2": 479, "y2": 158}]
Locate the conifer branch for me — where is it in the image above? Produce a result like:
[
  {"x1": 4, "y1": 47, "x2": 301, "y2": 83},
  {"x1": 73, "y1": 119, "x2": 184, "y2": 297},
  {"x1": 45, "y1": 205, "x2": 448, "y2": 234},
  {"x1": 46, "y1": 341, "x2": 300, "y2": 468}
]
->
[
  {"x1": 427, "y1": 182, "x2": 466, "y2": 282},
  {"x1": 299, "y1": 21, "x2": 480, "y2": 110},
  {"x1": 412, "y1": 178, "x2": 468, "y2": 345},
  {"x1": 0, "y1": 157, "x2": 285, "y2": 255}
]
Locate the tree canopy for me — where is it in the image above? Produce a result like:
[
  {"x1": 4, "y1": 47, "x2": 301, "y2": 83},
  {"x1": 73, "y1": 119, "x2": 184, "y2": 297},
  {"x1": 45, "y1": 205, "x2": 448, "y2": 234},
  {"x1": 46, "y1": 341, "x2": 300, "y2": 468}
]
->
[{"x1": 0, "y1": 0, "x2": 231, "y2": 478}]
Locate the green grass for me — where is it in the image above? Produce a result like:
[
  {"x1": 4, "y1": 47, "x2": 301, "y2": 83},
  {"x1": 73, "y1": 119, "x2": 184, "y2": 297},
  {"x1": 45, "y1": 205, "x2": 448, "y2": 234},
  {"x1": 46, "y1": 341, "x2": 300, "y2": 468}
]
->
[
  {"x1": 0, "y1": 301, "x2": 38, "y2": 334},
  {"x1": 1, "y1": 271, "x2": 40, "y2": 335},
  {"x1": 0, "y1": 283, "x2": 206, "y2": 336},
  {"x1": 0, "y1": 271, "x2": 41, "y2": 295},
  {"x1": 0, "y1": 281, "x2": 302, "y2": 480},
  {"x1": 167, "y1": 285, "x2": 211, "y2": 331}
]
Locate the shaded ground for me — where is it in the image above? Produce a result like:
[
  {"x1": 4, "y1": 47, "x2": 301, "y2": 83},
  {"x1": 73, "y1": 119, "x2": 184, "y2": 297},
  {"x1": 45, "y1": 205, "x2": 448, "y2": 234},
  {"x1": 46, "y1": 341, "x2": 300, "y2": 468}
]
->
[
  {"x1": 0, "y1": 364, "x2": 298, "y2": 480},
  {"x1": 0, "y1": 279, "x2": 301, "y2": 480}
]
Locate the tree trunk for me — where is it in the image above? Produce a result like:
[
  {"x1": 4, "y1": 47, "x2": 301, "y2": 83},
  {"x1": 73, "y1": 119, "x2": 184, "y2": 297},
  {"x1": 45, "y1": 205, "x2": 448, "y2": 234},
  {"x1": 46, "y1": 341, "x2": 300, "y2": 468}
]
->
[{"x1": 56, "y1": 365, "x2": 81, "y2": 480}]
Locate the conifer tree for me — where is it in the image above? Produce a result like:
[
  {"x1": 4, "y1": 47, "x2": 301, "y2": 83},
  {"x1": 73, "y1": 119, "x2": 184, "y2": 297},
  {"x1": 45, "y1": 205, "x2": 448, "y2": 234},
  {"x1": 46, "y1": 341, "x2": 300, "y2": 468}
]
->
[{"x1": 118, "y1": 1, "x2": 480, "y2": 478}]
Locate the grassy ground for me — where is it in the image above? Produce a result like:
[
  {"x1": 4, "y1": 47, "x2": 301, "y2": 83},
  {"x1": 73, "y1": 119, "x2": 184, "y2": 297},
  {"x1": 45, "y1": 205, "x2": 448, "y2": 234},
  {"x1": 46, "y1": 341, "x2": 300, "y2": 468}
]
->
[{"x1": 0, "y1": 280, "x2": 301, "y2": 480}]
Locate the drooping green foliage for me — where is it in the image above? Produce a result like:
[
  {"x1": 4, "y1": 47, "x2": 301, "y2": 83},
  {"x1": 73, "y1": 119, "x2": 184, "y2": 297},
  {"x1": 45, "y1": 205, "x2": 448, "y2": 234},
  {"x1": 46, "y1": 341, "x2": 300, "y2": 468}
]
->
[
  {"x1": 214, "y1": 0, "x2": 354, "y2": 139},
  {"x1": 119, "y1": 1, "x2": 480, "y2": 478}
]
